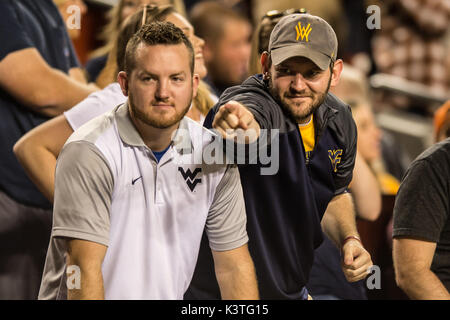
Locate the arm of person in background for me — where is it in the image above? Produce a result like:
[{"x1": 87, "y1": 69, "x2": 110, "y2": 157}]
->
[
  {"x1": 348, "y1": 151, "x2": 382, "y2": 221},
  {"x1": 69, "y1": 67, "x2": 89, "y2": 84},
  {"x1": 321, "y1": 192, "x2": 373, "y2": 282},
  {"x1": 13, "y1": 115, "x2": 73, "y2": 203},
  {"x1": 0, "y1": 48, "x2": 97, "y2": 117},
  {"x1": 66, "y1": 239, "x2": 107, "y2": 300},
  {"x1": 212, "y1": 244, "x2": 259, "y2": 299},
  {"x1": 393, "y1": 238, "x2": 450, "y2": 299}
]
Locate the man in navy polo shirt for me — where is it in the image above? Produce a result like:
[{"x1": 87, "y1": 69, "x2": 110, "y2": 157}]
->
[
  {"x1": 186, "y1": 13, "x2": 373, "y2": 300},
  {"x1": 0, "y1": 0, "x2": 96, "y2": 299}
]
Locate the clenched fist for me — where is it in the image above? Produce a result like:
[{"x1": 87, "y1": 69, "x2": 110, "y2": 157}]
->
[{"x1": 212, "y1": 101, "x2": 260, "y2": 143}]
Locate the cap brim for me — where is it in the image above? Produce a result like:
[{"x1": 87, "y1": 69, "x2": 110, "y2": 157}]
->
[{"x1": 271, "y1": 45, "x2": 331, "y2": 70}]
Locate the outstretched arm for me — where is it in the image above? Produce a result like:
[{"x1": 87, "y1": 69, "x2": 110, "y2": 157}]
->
[
  {"x1": 13, "y1": 115, "x2": 74, "y2": 202},
  {"x1": 212, "y1": 101, "x2": 260, "y2": 143}
]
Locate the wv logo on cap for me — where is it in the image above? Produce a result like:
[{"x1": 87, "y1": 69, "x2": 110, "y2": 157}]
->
[
  {"x1": 295, "y1": 22, "x2": 312, "y2": 42},
  {"x1": 328, "y1": 149, "x2": 343, "y2": 173},
  {"x1": 178, "y1": 167, "x2": 202, "y2": 192}
]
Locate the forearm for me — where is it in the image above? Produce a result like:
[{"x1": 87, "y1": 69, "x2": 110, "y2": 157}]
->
[
  {"x1": 66, "y1": 239, "x2": 107, "y2": 300},
  {"x1": 215, "y1": 259, "x2": 259, "y2": 299},
  {"x1": 34, "y1": 69, "x2": 97, "y2": 117},
  {"x1": 349, "y1": 153, "x2": 381, "y2": 221},
  {"x1": 321, "y1": 193, "x2": 359, "y2": 248},
  {"x1": 14, "y1": 144, "x2": 56, "y2": 202},
  {"x1": 212, "y1": 245, "x2": 259, "y2": 299},
  {"x1": 397, "y1": 268, "x2": 450, "y2": 300},
  {"x1": 67, "y1": 266, "x2": 105, "y2": 300}
]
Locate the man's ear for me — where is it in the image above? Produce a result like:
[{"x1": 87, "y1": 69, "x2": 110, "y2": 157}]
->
[
  {"x1": 192, "y1": 73, "x2": 200, "y2": 98},
  {"x1": 260, "y1": 51, "x2": 271, "y2": 75},
  {"x1": 330, "y1": 59, "x2": 344, "y2": 88},
  {"x1": 117, "y1": 71, "x2": 129, "y2": 96}
]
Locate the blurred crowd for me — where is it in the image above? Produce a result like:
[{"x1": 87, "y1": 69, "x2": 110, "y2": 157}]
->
[{"x1": 0, "y1": 0, "x2": 449, "y2": 300}]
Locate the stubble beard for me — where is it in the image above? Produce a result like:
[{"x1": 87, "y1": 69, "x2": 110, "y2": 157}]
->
[
  {"x1": 268, "y1": 75, "x2": 331, "y2": 123},
  {"x1": 128, "y1": 92, "x2": 192, "y2": 129}
]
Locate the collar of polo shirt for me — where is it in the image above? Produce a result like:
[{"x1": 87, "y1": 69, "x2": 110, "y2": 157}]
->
[{"x1": 115, "y1": 101, "x2": 194, "y2": 155}]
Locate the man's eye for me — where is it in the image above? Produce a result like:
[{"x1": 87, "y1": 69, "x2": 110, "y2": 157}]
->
[
  {"x1": 172, "y1": 76, "x2": 184, "y2": 82},
  {"x1": 276, "y1": 68, "x2": 291, "y2": 75},
  {"x1": 305, "y1": 70, "x2": 320, "y2": 78}
]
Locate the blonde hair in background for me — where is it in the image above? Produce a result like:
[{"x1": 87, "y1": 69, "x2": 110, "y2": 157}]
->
[
  {"x1": 90, "y1": 0, "x2": 186, "y2": 59},
  {"x1": 194, "y1": 81, "x2": 215, "y2": 116}
]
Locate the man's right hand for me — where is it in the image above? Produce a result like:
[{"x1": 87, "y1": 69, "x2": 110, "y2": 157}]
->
[{"x1": 212, "y1": 101, "x2": 260, "y2": 143}]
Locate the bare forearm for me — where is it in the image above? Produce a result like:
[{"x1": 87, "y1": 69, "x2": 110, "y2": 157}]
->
[
  {"x1": 322, "y1": 193, "x2": 359, "y2": 248},
  {"x1": 66, "y1": 240, "x2": 107, "y2": 300},
  {"x1": 397, "y1": 269, "x2": 450, "y2": 300},
  {"x1": 215, "y1": 261, "x2": 259, "y2": 299},
  {"x1": 14, "y1": 144, "x2": 56, "y2": 202},
  {"x1": 67, "y1": 268, "x2": 105, "y2": 300},
  {"x1": 349, "y1": 154, "x2": 381, "y2": 221},
  {"x1": 34, "y1": 69, "x2": 97, "y2": 117}
]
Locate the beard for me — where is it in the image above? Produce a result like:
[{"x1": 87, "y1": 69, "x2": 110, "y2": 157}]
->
[
  {"x1": 268, "y1": 75, "x2": 331, "y2": 123},
  {"x1": 128, "y1": 92, "x2": 192, "y2": 129}
]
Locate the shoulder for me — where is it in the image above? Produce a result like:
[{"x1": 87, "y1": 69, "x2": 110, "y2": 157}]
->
[
  {"x1": 406, "y1": 138, "x2": 450, "y2": 177},
  {"x1": 66, "y1": 105, "x2": 119, "y2": 146},
  {"x1": 323, "y1": 92, "x2": 357, "y2": 142}
]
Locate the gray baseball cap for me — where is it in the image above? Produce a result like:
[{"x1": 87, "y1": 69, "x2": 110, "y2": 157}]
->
[{"x1": 268, "y1": 13, "x2": 338, "y2": 70}]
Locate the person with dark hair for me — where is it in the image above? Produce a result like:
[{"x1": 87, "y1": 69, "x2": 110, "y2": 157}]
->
[
  {"x1": 186, "y1": 13, "x2": 373, "y2": 300},
  {"x1": 189, "y1": 1, "x2": 252, "y2": 96},
  {"x1": 0, "y1": 0, "x2": 97, "y2": 299},
  {"x1": 38, "y1": 21, "x2": 258, "y2": 300}
]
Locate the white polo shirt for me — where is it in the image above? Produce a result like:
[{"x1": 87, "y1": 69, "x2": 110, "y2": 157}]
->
[{"x1": 39, "y1": 102, "x2": 248, "y2": 300}]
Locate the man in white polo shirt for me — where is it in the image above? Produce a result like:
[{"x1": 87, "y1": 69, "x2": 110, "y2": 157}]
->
[{"x1": 38, "y1": 21, "x2": 258, "y2": 300}]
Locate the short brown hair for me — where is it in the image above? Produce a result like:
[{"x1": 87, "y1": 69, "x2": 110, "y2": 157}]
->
[{"x1": 124, "y1": 21, "x2": 195, "y2": 75}]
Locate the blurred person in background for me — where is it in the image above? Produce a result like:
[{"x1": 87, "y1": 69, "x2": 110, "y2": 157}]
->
[
  {"x1": 0, "y1": 0, "x2": 97, "y2": 299},
  {"x1": 189, "y1": 1, "x2": 252, "y2": 96},
  {"x1": 86, "y1": 0, "x2": 186, "y2": 83},
  {"x1": 331, "y1": 66, "x2": 403, "y2": 196},
  {"x1": 14, "y1": 4, "x2": 214, "y2": 204}
]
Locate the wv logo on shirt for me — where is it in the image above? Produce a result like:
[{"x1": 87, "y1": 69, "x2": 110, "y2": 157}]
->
[
  {"x1": 178, "y1": 167, "x2": 202, "y2": 192},
  {"x1": 328, "y1": 149, "x2": 343, "y2": 173}
]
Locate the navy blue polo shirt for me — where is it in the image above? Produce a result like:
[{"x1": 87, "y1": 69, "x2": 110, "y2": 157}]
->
[
  {"x1": 185, "y1": 75, "x2": 357, "y2": 300},
  {"x1": 0, "y1": 0, "x2": 80, "y2": 208}
]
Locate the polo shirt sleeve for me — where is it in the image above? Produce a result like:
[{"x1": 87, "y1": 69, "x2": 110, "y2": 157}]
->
[
  {"x1": 52, "y1": 141, "x2": 114, "y2": 246},
  {"x1": 205, "y1": 165, "x2": 249, "y2": 251},
  {"x1": 0, "y1": 1, "x2": 33, "y2": 61}
]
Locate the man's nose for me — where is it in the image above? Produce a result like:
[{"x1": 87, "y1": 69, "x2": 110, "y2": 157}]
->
[
  {"x1": 156, "y1": 80, "x2": 170, "y2": 100},
  {"x1": 291, "y1": 73, "x2": 307, "y2": 91}
]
